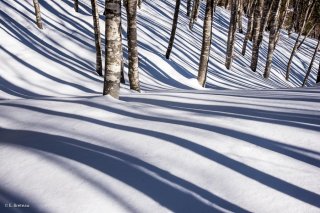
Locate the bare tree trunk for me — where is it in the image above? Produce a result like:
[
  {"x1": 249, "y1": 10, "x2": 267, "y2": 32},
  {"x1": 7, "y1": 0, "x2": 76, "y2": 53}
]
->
[
  {"x1": 263, "y1": 0, "x2": 282, "y2": 78},
  {"x1": 197, "y1": 0, "x2": 214, "y2": 86},
  {"x1": 90, "y1": 0, "x2": 103, "y2": 76},
  {"x1": 297, "y1": 24, "x2": 316, "y2": 49},
  {"x1": 126, "y1": 0, "x2": 140, "y2": 92},
  {"x1": 241, "y1": 0, "x2": 254, "y2": 55},
  {"x1": 302, "y1": 37, "x2": 320, "y2": 87},
  {"x1": 33, "y1": 0, "x2": 43, "y2": 29},
  {"x1": 138, "y1": 0, "x2": 142, "y2": 8},
  {"x1": 74, "y1": 0, "x2": 79, "y2": 12},
  {"x1": 250, "y1": 0, "x2": 263, "y2": 72},
  {"x1": 187, "y1": 0, "x2": 192, "y2": 17},
  {"x1": 274, "y1": 0, "x2": 289, "y2": 47},
  {"x1": 237, "y1": 0, "x2": 243, "y2": 33},
  {"x1": 166, "y1": 0, "x2": 181, "y2": 59},
  {"x1": 225, "y1": 0, "x2": 229, "y2": 9},
  {"x1": 225, "y1": 0, "x2": 238, "y2": 69},
  {"x1": 189, "y1": 0, "x2": 200, "y2": 30},
  {"x1": 285, "y1": 1, "x2": 315, "y2": 80},
  {"x1": 288, "y1": 0, "x2": 298, "y2": 36},
  {"x1": 103, "y1": 0, "x2": 122, "y2": 98},
  {"x1": 317, "y1": 59, "x2": 320, "y2": 83}
]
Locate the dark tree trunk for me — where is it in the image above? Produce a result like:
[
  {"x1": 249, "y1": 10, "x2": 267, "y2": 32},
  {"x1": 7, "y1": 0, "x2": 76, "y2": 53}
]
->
[
  {"x1": 263, "y1": 0, "x2": 282, "y2": 78},
  {"x1": 302, "y1": 37, "x2": 320, "y2": 87},
  {"x1": 187, "y1": 0, "x2": 192, "y2": 17},
  {"x1": 297, "y1": 24, "x2": 316, "y2": 49},
  {"x1": 250, "y1": 0, "x2": 263, "y2": 72},
  {"x1": 74, "y1": 0, "x2": 79, "y2": 12},
  {"x1": 317, "y1": 59, "x2": 320, "y2": 83},
  {"x1": 166, "y1": 0, "x2": 181, "y2": 59},
  {"x1": 286, "y1": 1, "x2": 315, "y2": 80},
  {"x1": 225, "y1": 0, "x2": 238, "y2": 69},
  {"x1": 274, "y1": 0, "x2": 289, "y2": 47},
  {"x1": 33, "y1": 0, "x2": 43, "y2": 29},
  {"x1": 103, "y1": 0, "x2": 122, "y2": 98},
  {"x1": 90, "y1": 0, "x2": 103, "y2": 76},
  {"x1": 126, "y1": 0, "x2": 140, "y2": 92},
  {"x1": 237, "y1": 0, "x2": 243, "y2": 33},
  {"x1": 197, "y1": 0, "x2": 214, "y2": 86},
  {"x1": 189, "y1": 0, "x2": 200, "y2": 30},
  {"x1": 241, "y1": 0, "x2": 254, "y2": 55}
]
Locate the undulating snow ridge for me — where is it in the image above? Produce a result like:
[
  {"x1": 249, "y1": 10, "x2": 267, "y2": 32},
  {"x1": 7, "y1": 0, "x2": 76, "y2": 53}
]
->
[{"x1": 0, "y1": 0, "x2": 320, "y2": 212}]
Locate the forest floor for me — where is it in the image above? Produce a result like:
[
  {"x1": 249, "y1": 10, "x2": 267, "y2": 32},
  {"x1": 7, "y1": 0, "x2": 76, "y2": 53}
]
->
[{"x1": 1, "y1": 0, "x2": 320, "y2": 212}]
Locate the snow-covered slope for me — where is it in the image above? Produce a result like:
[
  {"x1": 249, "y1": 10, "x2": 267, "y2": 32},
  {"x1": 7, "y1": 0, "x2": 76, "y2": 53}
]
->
[
  {"x1": 1, "y1": 0, "x2": 320, "y2": 212},
  {"x1": 1, "y1": 0, "x2": 319, "y2": 100}
]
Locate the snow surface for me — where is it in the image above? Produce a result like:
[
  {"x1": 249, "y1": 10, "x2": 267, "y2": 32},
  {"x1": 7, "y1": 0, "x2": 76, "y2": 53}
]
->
[{"x1": 1, "y1": 0, "x2": 320, "y2": 212}]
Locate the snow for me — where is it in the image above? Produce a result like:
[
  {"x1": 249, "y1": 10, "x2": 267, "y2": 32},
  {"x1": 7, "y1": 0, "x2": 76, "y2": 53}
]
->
[{"x1": 1, "y1": 0, "x2": 320, "y2": 212}]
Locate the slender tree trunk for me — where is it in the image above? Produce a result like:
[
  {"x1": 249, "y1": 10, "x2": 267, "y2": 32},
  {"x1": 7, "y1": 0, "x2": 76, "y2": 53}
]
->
[
  {"x1": 250, "y1": 0, "x2": 263, "y2": 72},
  {"x1": 126, "y1": 0, "x2": 140, "y2": 91},
  {"x1": 225, "y1": 0, "x2": 238, "y2": 69},
  {"x1": 263, "y1": 0, "x2": 282, "y2": 78},
  {"x1": 138, "y1": 0, "x2": 142, "y2": 8},
  {"x1": 189, "y1": 0, "x2": 200, "y2": 30},
  {"x1": 225, "y1": 0, "x2": 229, "y2": 9},
  {"x1": 166, "y1": 0, "x2": 181, "y2": 59},
  {"x1": 288, "y1": 0, "x2": 298, "y2": 36},
  {"x1": 197, "y1": 0, "x2": 214, "y2": 86},
  {"x1": 302, "y1": 37, "x2": 320, "y2": 87},
  {"x1": 274, "y1": 0, "x2": 289, "y2": 47},
  {"x1": 317, "y1": 59, "x2": 320, "y2": 83},
  {"x1": 90, "y1": 0, "x2": 103, "y2": 76},
  {"x1": 241, "y1": 0, "x2": 254, "y2": 55},
  {"x1": 187, "y1": 0, "x2": 192, "y2": 17},
  {"x1": 237, "y1": 0, "x2": 243, "y2": 33},
  {"x1": 74, "y1": 0, "x2": 79, "y2": 12},
  {"x1": 33, "y1": 0, "x2": 43, "y2": 29},
  {"x1": 297, "y1": 24, "x2": 316, "y2": 49},
  {"x1": 103, "y1": 0, "x2": 122, "y2": 98},
  {"x1": 250, "y1": 0, "x2": 274, "y2": 72},
  {"x1": 285, "y1": 1, "x2": 315, "y2": 80}
]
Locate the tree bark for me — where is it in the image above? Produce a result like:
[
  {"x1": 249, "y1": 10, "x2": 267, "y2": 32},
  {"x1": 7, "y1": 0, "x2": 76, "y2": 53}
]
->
[
  {"x1": 197, "y1": 0, "x2": 214, "y2": 86},
  {"x1": 90, "y1": 0, "x2": 103, "y2": 76},
  {"x1": 297, "y1": 24, "x2": 316, "y2": 49},
  {"x1": 237, "y1": 0, "x2": 243, "y2": 33},
  {"x1": 263, "y1": 0, "x2": 282, "y2": 78},
  {"x1": 33, "y1": 0, "x2": 43, "y2": 29},
  {"x1": 285, "y1": 0, "x2": 315, "y2": 80},
  {"x1": 225, "y1": 0, "x2": 238, "y2": 69},
  {"x1": 274, "y1": 0, "x2": 289, "y2": 47},
  {"x1": 189, "y1": 0, "x2": 200, "y2": 30},
  {"x1": 317, "y1": 58, "x2": 320, "y2": 83},
  {"x1": 241, "y1": 0, "x2": 254, "y2": 55},
  {"x1": 302, "y1": 37, "x2": 320, "y2": 87},
  {"x1": 103, "y1": 0, "x2": 122, "y2": 98},
  {"x1": 166, "y1": 0, "x2": 181, "y2": 59},
  {"x1": 187, "y1": 0, "x2": 192, "y2": 17},
  {"x1": 126, "y1": 0, "x2": 140, "y2": 92},
  {"x1": 74, "y1": 0, "x2": 79, "y2": 12},
  {"x1": 250, "y1": 0, "x2": 263, "y2": 72},
  {"x1": 288, "y1": 0, "x2": 298, "y2": 36},
  {"x1": 138, "y1": 0, "x2": 142, "y2": 8}
]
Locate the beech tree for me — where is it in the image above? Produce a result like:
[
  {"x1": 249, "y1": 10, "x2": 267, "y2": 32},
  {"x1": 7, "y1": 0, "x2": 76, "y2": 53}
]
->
[
  {"x1": 197, "y1": 0, "x2": 214, "y2": 86},
  {"x1": 103, "y1": 0, "x2": 122, "y2": 98},
  {"x1": 90, "y1": 0, "x2": 103, "y2": 76},
  {"x1": 189, "y1": 0, "x2": 200, "y2": 30},
  {"x1": 33, "y1": 0, "x2": 43, "y2": 29}
]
